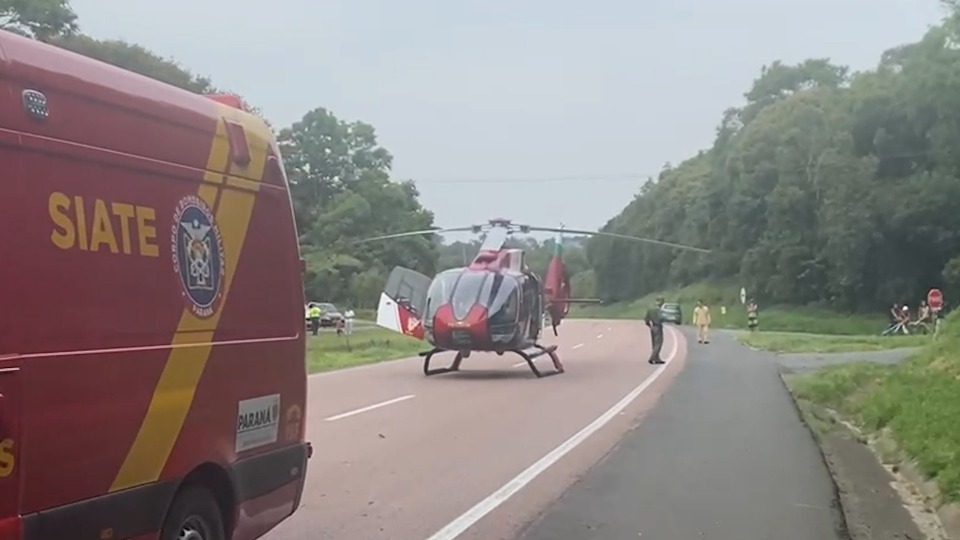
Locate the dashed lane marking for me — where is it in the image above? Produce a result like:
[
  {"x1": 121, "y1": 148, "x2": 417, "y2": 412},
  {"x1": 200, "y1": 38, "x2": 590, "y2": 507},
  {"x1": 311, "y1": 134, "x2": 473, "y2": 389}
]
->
[{"x1": 324, "y1": 394, "x2": 415, "y2": 422}]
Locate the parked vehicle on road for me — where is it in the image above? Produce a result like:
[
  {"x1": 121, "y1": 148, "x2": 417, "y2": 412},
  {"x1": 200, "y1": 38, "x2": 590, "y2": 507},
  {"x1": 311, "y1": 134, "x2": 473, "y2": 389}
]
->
[
  {"x1": 305, "y1": 302, "x2": 345, "y2": 328},
  {"x1": 659, "y1": 302, "x2": 683, "y2": 324}
]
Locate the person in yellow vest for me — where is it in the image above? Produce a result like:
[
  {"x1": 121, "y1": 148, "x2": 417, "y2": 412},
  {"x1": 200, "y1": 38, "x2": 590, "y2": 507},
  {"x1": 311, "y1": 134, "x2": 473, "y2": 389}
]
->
[
  {"x1": 308, "y1": 303, "x2": 322, "y2": 336},
  {"x1": 692, "y1": 299, "x2": 711, "y2": 344}
]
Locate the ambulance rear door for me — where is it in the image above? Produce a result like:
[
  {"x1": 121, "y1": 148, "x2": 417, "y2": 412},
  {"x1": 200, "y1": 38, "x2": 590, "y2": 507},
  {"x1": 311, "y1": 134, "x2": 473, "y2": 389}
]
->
[{"x1": 0, "y1": 30, "x2": 26, "y2": 536}]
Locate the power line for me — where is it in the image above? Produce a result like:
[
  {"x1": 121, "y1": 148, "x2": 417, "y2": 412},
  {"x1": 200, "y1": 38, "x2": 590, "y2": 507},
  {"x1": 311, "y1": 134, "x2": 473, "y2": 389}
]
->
[
  {"x1": 409, "y1": 173, "x2": 656, "y2": 184},
  {"x1": 406, "y1": 148, "x2": 958, "y2": 184}
]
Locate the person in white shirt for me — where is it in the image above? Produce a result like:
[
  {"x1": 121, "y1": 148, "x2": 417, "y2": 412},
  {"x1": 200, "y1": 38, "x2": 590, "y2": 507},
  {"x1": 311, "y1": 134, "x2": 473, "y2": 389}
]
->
[{"x1": 344, "y1": 309, "x2": 355, "y2": 335}]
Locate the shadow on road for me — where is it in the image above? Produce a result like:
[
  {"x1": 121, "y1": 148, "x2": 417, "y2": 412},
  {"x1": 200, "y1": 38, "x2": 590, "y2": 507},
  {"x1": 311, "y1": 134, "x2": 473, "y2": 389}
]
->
[{"x1": 432, "y1": 369, "x2": 546, "y2": 381}]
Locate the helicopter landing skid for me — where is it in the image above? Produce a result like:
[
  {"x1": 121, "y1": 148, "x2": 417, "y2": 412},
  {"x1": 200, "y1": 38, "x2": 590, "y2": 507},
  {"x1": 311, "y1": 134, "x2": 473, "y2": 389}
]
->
[
  {"x1": 419, "y1": 344, "x2": 564, "y2": 378},
  {"x1": 517, "y1": 343, "x2": 564, "y2": 378},
  {"x1": 420, "y1": 348, "x2": 464, "y2": 376}
]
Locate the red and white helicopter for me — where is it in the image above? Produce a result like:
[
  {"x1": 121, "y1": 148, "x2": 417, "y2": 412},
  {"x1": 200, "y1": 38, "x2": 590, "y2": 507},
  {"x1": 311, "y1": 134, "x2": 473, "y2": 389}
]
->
[{"x1": 355, "y1": 218, "x2": 709, "y2": 378}]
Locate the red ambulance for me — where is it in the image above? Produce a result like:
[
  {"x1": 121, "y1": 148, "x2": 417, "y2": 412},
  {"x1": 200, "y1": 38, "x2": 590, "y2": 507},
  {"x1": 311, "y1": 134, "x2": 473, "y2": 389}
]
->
[{"x1": 0, "y1": 29, "x2": 310, "y2": 540}]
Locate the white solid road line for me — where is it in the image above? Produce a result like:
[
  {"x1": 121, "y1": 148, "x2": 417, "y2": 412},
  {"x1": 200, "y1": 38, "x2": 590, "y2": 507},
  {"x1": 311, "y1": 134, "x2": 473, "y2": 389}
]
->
[
  {"x1": 514, "y1": 341, "x2": 586, "y2": 366},
  {"x1": 424, "y1": 326, "x2": 681, "y2": 540},
  {"x1": 324, "y1": 394, "x2": 415, "y2": 422}
]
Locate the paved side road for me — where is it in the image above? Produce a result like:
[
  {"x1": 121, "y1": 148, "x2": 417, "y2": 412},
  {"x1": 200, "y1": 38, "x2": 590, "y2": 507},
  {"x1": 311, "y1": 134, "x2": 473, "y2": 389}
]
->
[
  {"x1": 517, "y1": 327, "x2": 847, "y2": 540},
  {"x1": 775, "y1": 347, "x2": 919, "y2": 372}
]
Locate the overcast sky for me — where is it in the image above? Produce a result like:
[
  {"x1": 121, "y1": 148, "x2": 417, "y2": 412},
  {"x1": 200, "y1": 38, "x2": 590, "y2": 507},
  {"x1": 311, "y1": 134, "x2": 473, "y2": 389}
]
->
[{"x1": 71, "y1": 0, "x2": 945, "y2": 240}]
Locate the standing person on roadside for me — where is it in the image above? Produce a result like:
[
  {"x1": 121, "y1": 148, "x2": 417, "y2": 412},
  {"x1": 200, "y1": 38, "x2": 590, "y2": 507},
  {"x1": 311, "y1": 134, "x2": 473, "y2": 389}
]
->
[
  {"x1": 308, "y1": 303, "x2": 322, "y2": 336},
  {"x1": 693, "y1": 298, "x2": 712, "y2": 344},
  {"x1": 746, "y1": 299, "x2": 759, "y2": 332},
  {"x1": 344, "y1": 308, "x2": 356, "y2": 335},
  {"x1": 644, "y1": 296, "x2": 666, "y2": 364}
]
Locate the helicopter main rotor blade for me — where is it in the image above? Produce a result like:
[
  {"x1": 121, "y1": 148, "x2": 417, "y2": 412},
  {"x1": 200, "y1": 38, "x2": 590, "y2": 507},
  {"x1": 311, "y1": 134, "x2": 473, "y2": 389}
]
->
[
  {"x1": 525, "y1": 226, "x2": 712, "y2": 253},
  {"x1": 353, "y1": 226, "x2": 477, "y2": 244}
]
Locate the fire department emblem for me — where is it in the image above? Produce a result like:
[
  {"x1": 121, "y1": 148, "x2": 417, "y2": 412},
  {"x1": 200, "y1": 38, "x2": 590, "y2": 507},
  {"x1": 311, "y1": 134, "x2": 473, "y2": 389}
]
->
[{"x1": 171, "y1": 195, "x2": 225, "y2": 318}]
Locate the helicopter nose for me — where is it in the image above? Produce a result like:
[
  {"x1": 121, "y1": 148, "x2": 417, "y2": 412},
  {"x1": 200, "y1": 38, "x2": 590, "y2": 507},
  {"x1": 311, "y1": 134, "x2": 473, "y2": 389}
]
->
[{"x1": 433, "y1": 304, "x2": 488, "y2": 347}]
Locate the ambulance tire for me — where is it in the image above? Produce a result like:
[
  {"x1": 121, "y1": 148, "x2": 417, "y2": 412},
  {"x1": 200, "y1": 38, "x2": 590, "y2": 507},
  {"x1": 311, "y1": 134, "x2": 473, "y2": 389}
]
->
[{"x1": 159, "y1": 485, "x2": 226, "y2": 540}]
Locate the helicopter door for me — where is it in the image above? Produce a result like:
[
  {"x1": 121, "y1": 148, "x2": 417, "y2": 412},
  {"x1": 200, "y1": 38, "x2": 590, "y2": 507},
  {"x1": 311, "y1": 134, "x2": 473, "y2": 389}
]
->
[
  {"x1": 376, "y1": 266, "x2": 432, "y2": 340},
  {"x1": 524, "y1": 273, "x2": 542, "y2": 339}
]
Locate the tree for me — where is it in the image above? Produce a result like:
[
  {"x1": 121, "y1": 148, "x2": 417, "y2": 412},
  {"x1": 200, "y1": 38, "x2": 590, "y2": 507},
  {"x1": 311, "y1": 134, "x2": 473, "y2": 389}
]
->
[
  {"x1": 943, "y1": 256, "x2": 960, "y2": 298},
  {"x1": 0, "y1": 0, "x2": 78, "y2": 41},
  {"x1": 280, "y1": 107, "x2": 438, "y2": 307},
  {"x1": 49, "y1": 36, "x2": 267, "y2": 125},
  {"x1": 49, "y1": 34, "x2": 216, "y2": 93},
  {"x1": 587, "y1": 18, "x2": 960, "y2": 312},
  {"x1": 2, "y1": 0, "x2": 215, "y2": 93}
]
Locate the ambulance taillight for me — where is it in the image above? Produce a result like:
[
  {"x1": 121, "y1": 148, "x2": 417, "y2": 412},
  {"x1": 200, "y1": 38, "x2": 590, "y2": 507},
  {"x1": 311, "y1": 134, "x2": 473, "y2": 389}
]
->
[{"x1": 0, "y1": 516, "x2": 21, "y2": 540}]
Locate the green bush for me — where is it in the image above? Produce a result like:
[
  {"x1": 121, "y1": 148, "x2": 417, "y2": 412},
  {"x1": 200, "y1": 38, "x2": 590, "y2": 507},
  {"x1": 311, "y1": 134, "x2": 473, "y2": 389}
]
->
[{"x1": 792, "y1": 310, "x2": 960, "y2": 502}]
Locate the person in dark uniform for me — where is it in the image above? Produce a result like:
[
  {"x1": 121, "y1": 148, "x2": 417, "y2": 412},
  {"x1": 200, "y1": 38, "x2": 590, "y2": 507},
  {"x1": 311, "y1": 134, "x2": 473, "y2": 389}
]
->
[{"x1": 644, "y1": 296, "x2": 666, "y2": 364}]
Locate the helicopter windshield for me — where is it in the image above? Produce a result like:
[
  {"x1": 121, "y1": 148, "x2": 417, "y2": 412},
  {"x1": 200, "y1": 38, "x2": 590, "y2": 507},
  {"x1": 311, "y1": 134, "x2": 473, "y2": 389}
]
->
[
  {"x1": 425, "y1": 269, "x2": 462, "y2": 324},
  {"x1": 424, "y1": 268, "x2": 522, "y2": 324},
  {"x1": 450, "y1": 271, "x2": 488, "y2": 319}
]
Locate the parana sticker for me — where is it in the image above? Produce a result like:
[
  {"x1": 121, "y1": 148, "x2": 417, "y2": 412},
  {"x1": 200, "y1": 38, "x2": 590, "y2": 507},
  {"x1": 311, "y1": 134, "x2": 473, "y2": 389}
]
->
[{"x1": 236, "y1": 394, "x2": 281, "y2": 453}]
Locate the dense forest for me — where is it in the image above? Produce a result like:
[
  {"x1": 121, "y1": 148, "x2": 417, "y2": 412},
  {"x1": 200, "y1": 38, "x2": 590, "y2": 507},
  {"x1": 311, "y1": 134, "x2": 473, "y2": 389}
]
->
[
  {"x1": 6, "y1": 0, "x2": 959, "y2": 312},
  {"x1": 587, "y1": 7, "x2": 960, "y2": 311}
]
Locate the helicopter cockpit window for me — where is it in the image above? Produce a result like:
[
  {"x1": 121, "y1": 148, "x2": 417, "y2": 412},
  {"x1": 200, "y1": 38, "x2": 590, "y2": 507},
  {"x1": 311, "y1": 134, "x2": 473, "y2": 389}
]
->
[
  {"x1": 487, "y1": 276, "x2": 520, "y2": 325},
  {"x1": 425, "y1": 269, "x2": 462, "y2": 323},
  {"x1": 450, "y1": 271, "x2": 488, "y2": 320}
]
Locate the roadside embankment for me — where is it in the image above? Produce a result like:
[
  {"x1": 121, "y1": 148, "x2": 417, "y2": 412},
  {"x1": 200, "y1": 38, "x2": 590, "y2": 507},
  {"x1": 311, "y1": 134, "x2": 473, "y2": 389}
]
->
[{"x1": 781, "y1": 311, "x2": 960, "y2": 539}]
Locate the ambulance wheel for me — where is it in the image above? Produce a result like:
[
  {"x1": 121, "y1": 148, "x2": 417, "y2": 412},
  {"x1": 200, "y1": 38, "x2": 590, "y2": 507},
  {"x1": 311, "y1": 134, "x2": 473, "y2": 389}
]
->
[{"x1": 159, "y1": 486, "x2": 226, "y2": 540}]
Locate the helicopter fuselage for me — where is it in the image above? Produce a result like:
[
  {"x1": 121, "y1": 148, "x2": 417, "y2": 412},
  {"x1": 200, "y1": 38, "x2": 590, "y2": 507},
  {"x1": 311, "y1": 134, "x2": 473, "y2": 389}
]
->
[{"x1": 423, "y1": 266, "x2": 543, "y2": 353}]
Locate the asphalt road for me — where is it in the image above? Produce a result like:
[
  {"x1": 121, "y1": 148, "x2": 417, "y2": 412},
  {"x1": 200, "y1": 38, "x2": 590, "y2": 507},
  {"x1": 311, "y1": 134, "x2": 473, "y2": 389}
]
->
[
  {"x1": 264, "y1": 319, "x2": 688, "y2": 540},
  {"x1": 516, "y1": 327, "x2": 848, "y2": 540}
]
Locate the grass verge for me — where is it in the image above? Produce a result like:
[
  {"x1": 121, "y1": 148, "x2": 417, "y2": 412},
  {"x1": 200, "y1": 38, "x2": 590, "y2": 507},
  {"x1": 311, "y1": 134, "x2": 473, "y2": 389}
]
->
[
  {"x1": 740, "y1": 332, "x2": 930, "y2": 353},
  {"x1": 784, "y1": 310, "x2": 960, "y2": 505},
  {"x1": 572, "y1": 282, "x2": 887, "y2": 335},
  {"x1": 306, "y1": 327, "x2": 423, "y2": 373},
  {"x1": 354, "y1": 308, "x2": 376, "y2": 321}
]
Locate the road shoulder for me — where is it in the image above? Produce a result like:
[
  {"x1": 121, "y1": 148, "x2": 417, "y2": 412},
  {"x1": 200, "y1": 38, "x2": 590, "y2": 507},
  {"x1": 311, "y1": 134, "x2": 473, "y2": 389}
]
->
[
  {"x1": 783, "y1": 392, "x2": 936, "y2": 540},
  {"x1": 516, "y1": 327, "x2": 848, "y2": 540},
  {"x1": 777, "y1": 347, "x2": 955, "y2": 540}
]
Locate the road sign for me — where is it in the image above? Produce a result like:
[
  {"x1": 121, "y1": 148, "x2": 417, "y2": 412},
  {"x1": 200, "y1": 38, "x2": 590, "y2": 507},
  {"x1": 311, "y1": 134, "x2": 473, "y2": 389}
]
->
[
  {"x1": 928, "y1": 288, "x2": 944, "y2": 310},
  {"x1": 739, "y1": 287, "x2": 746, "y2": 305}
]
